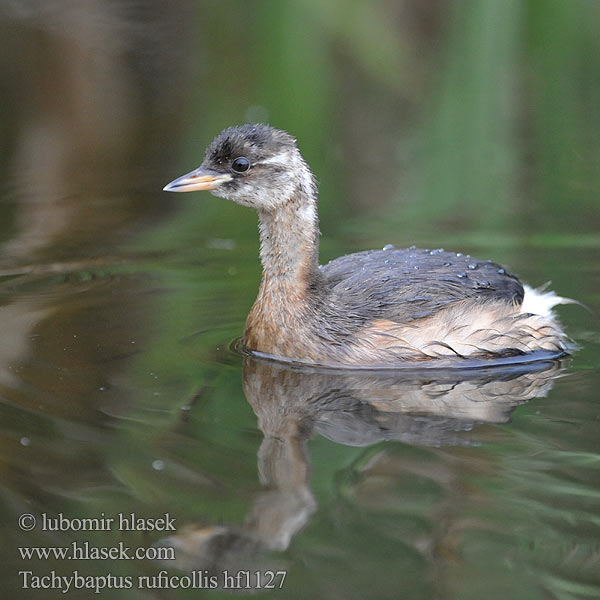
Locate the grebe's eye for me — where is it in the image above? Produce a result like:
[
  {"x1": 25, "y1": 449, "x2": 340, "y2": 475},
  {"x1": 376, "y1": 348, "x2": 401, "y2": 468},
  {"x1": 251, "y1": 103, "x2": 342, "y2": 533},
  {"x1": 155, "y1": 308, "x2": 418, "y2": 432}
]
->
[{"x1": 231, "y1": 157, "x2": 250, "y2": 173}]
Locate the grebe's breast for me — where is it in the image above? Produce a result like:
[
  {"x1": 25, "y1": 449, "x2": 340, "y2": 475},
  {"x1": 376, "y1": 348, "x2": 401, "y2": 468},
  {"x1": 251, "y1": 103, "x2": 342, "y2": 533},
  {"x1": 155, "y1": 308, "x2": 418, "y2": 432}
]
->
[{"x1": 320, "y1": 247, "x2": 524, "y2": 322}]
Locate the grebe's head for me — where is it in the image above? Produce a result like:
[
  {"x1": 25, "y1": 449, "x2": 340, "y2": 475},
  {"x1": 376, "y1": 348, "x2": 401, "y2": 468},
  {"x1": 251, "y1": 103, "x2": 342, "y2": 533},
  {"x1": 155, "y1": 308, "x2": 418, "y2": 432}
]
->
[{"x1": 164, "y1": 124, "x2": 316, "y2": 211}]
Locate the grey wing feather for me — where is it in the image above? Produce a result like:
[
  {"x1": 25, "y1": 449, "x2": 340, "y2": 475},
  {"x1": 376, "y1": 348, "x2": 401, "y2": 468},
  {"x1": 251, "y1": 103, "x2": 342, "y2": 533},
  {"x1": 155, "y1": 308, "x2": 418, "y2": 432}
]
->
[{"x1": 319, "y1": 248, "x2": 524, "y2": 324}]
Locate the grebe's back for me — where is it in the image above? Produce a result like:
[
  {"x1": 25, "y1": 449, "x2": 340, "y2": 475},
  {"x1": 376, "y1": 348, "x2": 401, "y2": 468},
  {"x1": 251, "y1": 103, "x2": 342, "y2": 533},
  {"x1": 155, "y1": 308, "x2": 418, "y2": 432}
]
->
[{"x1": 321, "y1": 246, "x2": 524, "y2": 320}]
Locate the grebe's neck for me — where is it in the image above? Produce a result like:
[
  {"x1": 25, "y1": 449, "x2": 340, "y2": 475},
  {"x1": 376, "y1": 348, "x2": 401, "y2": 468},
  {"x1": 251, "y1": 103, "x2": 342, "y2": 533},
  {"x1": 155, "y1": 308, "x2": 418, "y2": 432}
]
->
[
  {"x1": 245, "y1": 157, "x2": 323, "y2": 355},
  {"x1": 256, "y1": 172, "x2": 320, "y2": 289}
]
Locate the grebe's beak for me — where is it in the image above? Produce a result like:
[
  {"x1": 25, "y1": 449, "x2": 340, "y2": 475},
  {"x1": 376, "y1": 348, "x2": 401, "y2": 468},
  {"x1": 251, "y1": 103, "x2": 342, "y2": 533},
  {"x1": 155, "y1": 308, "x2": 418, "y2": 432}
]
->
[{"x1": 163, "y1": 167, "x2": 232, "y2": 192}]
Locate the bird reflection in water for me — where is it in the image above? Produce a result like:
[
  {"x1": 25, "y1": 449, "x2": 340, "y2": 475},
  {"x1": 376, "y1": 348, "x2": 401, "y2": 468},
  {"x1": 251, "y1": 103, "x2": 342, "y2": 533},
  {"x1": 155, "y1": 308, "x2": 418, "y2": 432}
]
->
[{"x1": 157, "y1": 357, "x2": 564, "y2": 579}]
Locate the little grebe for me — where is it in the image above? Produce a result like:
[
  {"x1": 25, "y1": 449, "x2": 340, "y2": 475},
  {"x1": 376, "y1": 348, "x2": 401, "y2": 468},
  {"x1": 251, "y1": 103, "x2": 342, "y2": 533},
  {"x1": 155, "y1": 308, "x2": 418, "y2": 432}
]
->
[{"x1": 164, "y1": 124, "x2": 572, "y2": 367}]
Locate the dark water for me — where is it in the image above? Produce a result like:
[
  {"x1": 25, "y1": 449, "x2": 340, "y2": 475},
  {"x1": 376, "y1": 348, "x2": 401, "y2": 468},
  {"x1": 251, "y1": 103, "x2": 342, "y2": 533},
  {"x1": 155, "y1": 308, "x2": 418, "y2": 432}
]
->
[
  {"x1": 1, "y1": 224, "x2": 598, "y2": 599},
  {"x1": 1, "y1": 2, "x2": 599, "y2": 599}
]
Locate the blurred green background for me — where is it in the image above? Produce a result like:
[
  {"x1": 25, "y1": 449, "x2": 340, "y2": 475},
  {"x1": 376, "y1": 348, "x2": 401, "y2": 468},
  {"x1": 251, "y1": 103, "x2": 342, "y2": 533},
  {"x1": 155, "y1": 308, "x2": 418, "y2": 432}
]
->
[
  {"x1": 2, "y1": 0, "x2": 598, "y2": 252},
  {"x1": 160, "y1": 0, "x2": 600, "y2": 237},
  {"x1": 0, "y1": 1, "x2": 599, "y2": 599}
]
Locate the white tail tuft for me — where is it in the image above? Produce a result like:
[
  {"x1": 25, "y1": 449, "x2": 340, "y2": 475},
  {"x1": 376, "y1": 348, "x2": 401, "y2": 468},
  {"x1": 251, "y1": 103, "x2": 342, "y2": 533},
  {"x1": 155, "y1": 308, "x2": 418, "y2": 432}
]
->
[{"x1": 521, "y1": 284, "x2": 576, "y2": 318}]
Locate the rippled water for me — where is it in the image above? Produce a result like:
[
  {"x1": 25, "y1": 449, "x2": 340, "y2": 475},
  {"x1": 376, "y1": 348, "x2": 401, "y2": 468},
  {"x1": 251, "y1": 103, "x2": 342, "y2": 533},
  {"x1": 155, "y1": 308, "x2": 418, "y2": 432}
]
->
[
  {"x1": 1, "y1": 2, "x2": 599, "y2": 599},
  {"x1": 1, "y1": 219, "x2": 598, "y2": 599}
]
